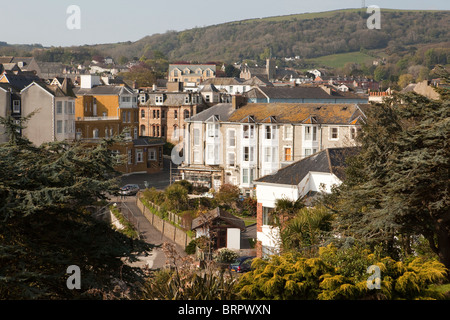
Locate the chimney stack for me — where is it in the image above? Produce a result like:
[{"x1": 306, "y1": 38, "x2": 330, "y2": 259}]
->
[{"x1": 232, "y1": 94, "x2": 247, "y2": 110}]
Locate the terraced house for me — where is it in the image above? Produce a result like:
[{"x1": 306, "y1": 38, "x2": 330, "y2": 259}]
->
[
  {"x1": 73, "y1": 75, "x2": 164, "y2": 174},
  {"x1": 180, "y1": 96, "x2": 368, "y2": 196}
]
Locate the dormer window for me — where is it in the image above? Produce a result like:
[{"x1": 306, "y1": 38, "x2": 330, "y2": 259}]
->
[
  {"x1": 184, "y1": 95, "x2": 190, "y2": 104},
  {"x1": 155, "y1": 95, "x2": 164, "y2": 104},
  {"x1": 12, "y1": 100, "x2": 20, "y2": 113}
]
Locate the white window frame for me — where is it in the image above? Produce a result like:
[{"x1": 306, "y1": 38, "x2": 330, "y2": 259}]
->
[
  {"x1": 329, "y1": 127, "x2": 339, "y2": 140},
  {"x1": 136, "y1": 149, "x2": 144, "y2": 163},
  {"x1": 284, "y1": 125, "x2": 293, "y2": 140},
  {"x1": 13, "y1": 100, "x2": 21, "y2": 113},
  {"x1": 228, "y1": 129, "x2": 236, "y2": 147}
]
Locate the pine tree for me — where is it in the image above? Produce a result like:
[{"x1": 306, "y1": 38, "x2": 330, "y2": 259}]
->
[{"x1": 331, "y1": 69, "x2": 450, "y2": 276}]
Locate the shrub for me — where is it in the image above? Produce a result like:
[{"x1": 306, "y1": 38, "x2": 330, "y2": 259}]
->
[{"x1": 214, "y1": 248, "x2": 239, "y2": 263}]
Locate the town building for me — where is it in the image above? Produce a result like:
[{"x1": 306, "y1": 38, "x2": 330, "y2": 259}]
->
[
  {"x1": 179, "y1": 96, "x2": 368, "y2": 195},
  {"x1": 138, "y1": 90, "x2": 208, "y2": 145},
  {"x1": 20, "y1": 79, "x2": 76, "y2": 146},
  {"x1": 254, "y1": 147, "x2": 359, "y2": 257},
  {"x1": 73, "y1": 75, "x2": 164, "y2": 174},
  {"x1": 244, "y1": 85, "x2": 369, "y2": 104},
  {"x1": 168, "y1": 63, "x2": 216, "y2": 91}
]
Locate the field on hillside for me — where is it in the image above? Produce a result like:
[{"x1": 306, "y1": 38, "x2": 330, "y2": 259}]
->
[{"x1": 304, "y1": 51, "x2": 377, "y2": 69}]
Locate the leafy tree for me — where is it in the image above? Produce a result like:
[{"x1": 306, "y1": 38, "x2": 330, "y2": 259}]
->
[
  {"x1": 330, "y1": 71, "x2": 450, "y2": 275},
  {"x1": 164, "y1": 183, "x2": 189, "y2": 213},
  {"x1": 215, "y1": 184, "x2": 240, "y2": 207},
  {"x1": 0, "y1": 115, "x2": 153, "y2": 299}
]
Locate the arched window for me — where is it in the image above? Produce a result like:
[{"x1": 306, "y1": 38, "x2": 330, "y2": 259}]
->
[
  {"x1": 140, "y1": 125, "x2": 146, "y2": 136},
  {"x1": 93, "y1": 128, "x2": 99, "y2": 139}
]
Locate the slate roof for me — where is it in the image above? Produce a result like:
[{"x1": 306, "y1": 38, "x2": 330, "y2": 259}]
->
[
  {"x1": 133, "y1": 137, "x2": 165, "y2": 146},
  {"x1": 245, "y1": 86, "x2": 352, "y2": 100},
  {"x1": 187, "y1": 103, "x2": 235, "y2": 122},
  {"x1": 254, "y1": 147, "x2": 360, "y2": 186},
  {"x1": 142, "y1": 92, "x2": 204, "y2": 107},
  {"x1": 191, "y1": 207, "x2": 245, "y2": 231},
  {"x1": 73, "y1": 85, "x2": 134, "y2": 96}
]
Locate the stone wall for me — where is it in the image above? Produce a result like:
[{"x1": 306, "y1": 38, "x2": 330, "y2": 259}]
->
[{"x1": 136, "y1": 198, "x2": 192, "y2": 249}]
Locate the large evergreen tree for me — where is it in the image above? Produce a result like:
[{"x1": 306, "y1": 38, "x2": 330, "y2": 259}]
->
[
  {"x1": 331, "y1": 69, "x2": 450, "y2": 275},
  {"x1": 0, "y1": 115, "x2": 152, "y2": 299}
]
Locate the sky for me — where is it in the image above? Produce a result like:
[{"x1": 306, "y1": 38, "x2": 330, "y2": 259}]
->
[{"x1": 1, "y1": 0, "x2": 449, "y2": 47}]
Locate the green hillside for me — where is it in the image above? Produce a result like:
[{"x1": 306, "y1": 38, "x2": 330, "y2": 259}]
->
[{"x1": 85, "y1": 8, "x2": 449, "y2": 63}]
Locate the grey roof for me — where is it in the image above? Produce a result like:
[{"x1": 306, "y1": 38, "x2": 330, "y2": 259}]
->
[
  {"x1": 169, "y1": 64, "x2": 216, "y2": 73},
  {"x1": 191, "y1": 207, "x2": 245, "y2": 231},
  {"x1": 133, "y1": 137, "x2": 165, "y2": 146},
  {"x1": 143, "y1": 92, "x2": 203, "y2": 106},
  {"x1": 247, "y1": 86, "x2": 345, "y2": 100},
  {"x1": 255, "y1": 147, "x2": 360, "y2": 186},
  {"x1": 187, "y1": 103, "x2": 235, "y2": 122},
  {"x1": 73, "y1": 85, "x2": 134, "y2": 96}
]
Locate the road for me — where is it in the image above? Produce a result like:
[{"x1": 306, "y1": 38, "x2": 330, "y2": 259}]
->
[
  {"x1": 111, "y1": 191, "x2": 187, "y2": 270},
  {"x1": 120, "y1": 156, "x2": 176, "y2": 191}
]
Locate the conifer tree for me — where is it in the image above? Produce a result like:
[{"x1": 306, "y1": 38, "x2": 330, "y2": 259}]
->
[
  {"x1": 331, "y1": 68, "x2": 450, "y2": 276},
  {"x1": 0, "y1": 115, "x2": 152, "y2": 299}
]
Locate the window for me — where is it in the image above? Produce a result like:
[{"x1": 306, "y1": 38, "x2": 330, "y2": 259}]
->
[
  {"x1": 228, "y1": 152, "x2": 235, "y2": 167},
  {"x1": 284, "y1": 125, "x2": 293, "y2": 140},
  {"x1": 122, "y1": 96, "x2": 131, "y2": 103},
  {"x1": 136, "y1": 149, "x2": 143, "y2": 163},
  {"x1": 161, "y1": 125, "x2": 165, "y2": 137},
  {"x1": 265, "y1": 125, "x2": 276, "y2": 139},
  {"x1": 68, "y1": 101, "x2": 75, "y2": 114},
  {"x1": 206, "y1": 144, "x2": 219, "y2": 163},
  {"x1": 350, "y1": 127, "x2": 357, "y2": 140},
  {"x1": 264, "y1": 147, "x2": 277, "y2": 163},
  {"x1": 56, "y1": 120, "x2": 63, "y2": 134},
  {"x1": 12, "y1": 100, "x2": 20, "y2": 113},
  {"x1": 228, "y1": 129, "x2": 236, "y2": 147},
  {"x1": 305, "y1": 126, "x2": 317, "y2": 141},
  {"x1": 161, "y1": 110, "x2": 166, "y2": 119},
  {"x1": 153, "y1": 110, "x2": 156, "y2": 119},
  {"x1": 243, "y1": 146, "x2": 254, "y2": 162},
  {"x1": 193, "y1": 128, "x2": 200, "y2": 146},
  {"x1": 243, "y1": 124, "x2": 254, "y2": 139},
  {"x1": 242, "y1": 169, "x2": 249, "y2": 184},
  {"x1": 155, "y1": 96, "x2": 163, "y2": 104},
  {"x1": 134, "y1": 127, "x2": 138, "y2": 139},
  {"x1": 284, "y1": 147, "x2": 292, "y2": 161},
  {"x1": 330, "y1": 127, "x2": 339, "y2": 140},
  {"x1": 304, "y1": 149, "x2": 312, "y2": 157},
  {"x1": 262, "y1": 207, "x2": 274, "y2": 225},
  {"x1": 173, "y1": 125, "x2": 179, "y2": 139},
  {"x1": 56, "y1": 101, "x2": 63, "y2": 114},
  {"x1": 207, "y1": 123, "x2": 219, "y2": 138},
  {"x1": 184, "y1": 110, "x2": 190, "y2": 119},
  {"x1": 184, "y1": 96, "x2": 190, "y2": 104},
  {"x1": 64, "y1": 120, "x2": 68, "y2": 133},
  {"x1": 92, "y1": 128, "x2": 99, "y2": 138},
  {"x1": 128, "y1": 150, "x2": 132, "y2": 164},
  {"x1": 141, "y1": 109, "x2": 145, "y2": 118},
  {"x1": 243, "y1": 146, "x2": 249, "y2": 161},
  {"x1": 174, "y1": 110, "x2": 178, "y2": 119},
  {"x1": 149, "y1": 149, "x2": 156, "y2": 161}
]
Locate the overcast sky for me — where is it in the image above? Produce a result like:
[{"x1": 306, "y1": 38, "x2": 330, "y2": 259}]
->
[{"x1": 1, "y1": 0, "x2": 448, "y2": 47}]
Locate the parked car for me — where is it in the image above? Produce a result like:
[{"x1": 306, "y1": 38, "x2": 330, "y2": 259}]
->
[
  {"x1": 229, "y1": 256, "x2": 255, "y2": 273},
  {"x1": 119, "y1": 184, "x2": 140, "y2": 196}
]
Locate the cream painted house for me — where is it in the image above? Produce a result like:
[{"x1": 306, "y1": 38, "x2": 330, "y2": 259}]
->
[{"x1": 20, "y1": 80, "x2": 76, "y2": 146}]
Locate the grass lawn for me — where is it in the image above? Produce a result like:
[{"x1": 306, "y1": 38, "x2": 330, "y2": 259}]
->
[{"x1": 305, "y1": 51, "x2": 376, "y2": 69}]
